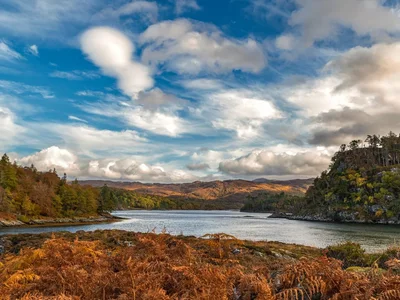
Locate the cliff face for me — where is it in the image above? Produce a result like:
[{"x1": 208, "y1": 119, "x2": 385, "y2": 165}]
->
[{"x1": 80, "y1": 178, "x2": 313, "y2": 206}]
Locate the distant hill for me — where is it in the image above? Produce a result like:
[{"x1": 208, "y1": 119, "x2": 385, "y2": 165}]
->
[{"x1": 80, "y1": 178, "x2": 314, "y2": 208}]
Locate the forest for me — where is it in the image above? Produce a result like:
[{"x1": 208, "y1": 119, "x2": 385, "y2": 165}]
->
[
  {"x1": 0, "y1": 153, "x2": 235, "y2": 222},
  {"x1": 297, "y1": 132, "x2": 400, "y2": 222},
  {"x1": 0, "y1": 153, "x2": 116, "y2": 218},
  {"x1": 240, "y1": 192, "x2": 302, "y2": 213}
]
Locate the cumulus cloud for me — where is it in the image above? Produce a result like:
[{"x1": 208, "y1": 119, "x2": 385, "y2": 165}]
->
[
  {"x1": 80, "y1": 26, "x2": 154, "y2": 97},
  {"x1": 274, "y1": 42, "x2": 400, "y2": 147},
  {"x1": 219, "y1": 149, "x2": 331, "y2": 176},
  {"x1": 49, "y1": 70, "x2": 99, "y2": 80},
  {"x1": 0, "y1": 41, "x2": 22, "y2": 61},
  {"x1": 18, "y1": 146, "x2": 80, "y2": 174},
  {"x1": 326, "y1": 42, "x2": 400, "y2": 112},
  {"x1": 193, "y1": 89, "x2": 282, "y2": 138},
  {"x1": 136, "y1": 88, "x2": 184, "y2": 110},
  {"x1": 28, "y1": 44, "x2": 39, "y2": 56},
  {"x1": 140, "y1": 19, "x2": 266, "y2": 74},
  {"x1": 280, "y1": 0, "x2": 400, "y2": 48},
  {"x1": 175, "y1": 0, "x2": 201, "y2": 15},
  {"x1": 308, "y1": 109, "x2": 400, "y2": 146},
  {"x1": 18, "y1": 147, "x2": 198, "y2": 183},
  {"x1": 86, "y1": 158, "x2": 197, "y2": 182},
  {"x1": 0, "y1": 106, "x2": 23, "y2": 146},
  {"x1": 275, "y1": 34, "x2": 295, "y2": 50}
]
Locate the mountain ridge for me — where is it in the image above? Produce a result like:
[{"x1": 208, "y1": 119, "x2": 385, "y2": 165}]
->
[{"x1": 79, "y1": 178, "x2": 314, "y2": 207}]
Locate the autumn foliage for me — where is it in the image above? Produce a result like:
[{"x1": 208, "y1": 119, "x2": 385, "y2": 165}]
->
[{"x1": 1, "y1": 230, "x2": 400, "y2": 299}]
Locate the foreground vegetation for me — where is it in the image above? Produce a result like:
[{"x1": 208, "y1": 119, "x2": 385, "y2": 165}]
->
[{"x1": 1, "y1": 230, "x2": 400, "y2": 299}]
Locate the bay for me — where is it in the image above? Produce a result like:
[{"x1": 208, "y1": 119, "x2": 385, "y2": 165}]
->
[{"x1": 1, "y1": 210, "x2": 400, "y2": 252}]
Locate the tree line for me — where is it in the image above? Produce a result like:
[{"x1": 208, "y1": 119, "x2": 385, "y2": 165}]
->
[
  {"x1": 0, "y1": 153, "x2": 236, "y2": 219},
  {"x1": 0, "y1": 154, "x2": 115, "y2": 218}
]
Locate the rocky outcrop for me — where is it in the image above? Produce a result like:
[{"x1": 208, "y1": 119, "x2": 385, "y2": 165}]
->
[{"x1": 288, "y1": 211, "x2": 400, "y2": 225}]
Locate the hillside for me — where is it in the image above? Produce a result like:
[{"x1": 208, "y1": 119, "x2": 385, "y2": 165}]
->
[
  {"x1": 294, "y1": 132, "x2": 400, "y2": 224},
  {"x1": 80, "y1": 178, "x2": 313, "y2": 208}
]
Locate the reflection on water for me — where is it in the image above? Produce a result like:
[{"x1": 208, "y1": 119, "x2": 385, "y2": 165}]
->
[{"x1": 1, "y1": 210, "x2": 400, "y2": 252}]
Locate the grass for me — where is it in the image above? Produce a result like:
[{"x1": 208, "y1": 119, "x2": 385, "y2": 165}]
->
[{"x1": 1, "y1": 230, "x2": 400, "y2": 299}]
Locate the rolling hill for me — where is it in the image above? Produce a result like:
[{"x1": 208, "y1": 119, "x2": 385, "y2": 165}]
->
[{"x1": 80, "y1": 178, "x2": 314, "y2": 208}]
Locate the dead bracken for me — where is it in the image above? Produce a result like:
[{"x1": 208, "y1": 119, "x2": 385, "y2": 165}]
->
[{"x1": 1, "y1": 230, "x2": 400, "y2": 299}]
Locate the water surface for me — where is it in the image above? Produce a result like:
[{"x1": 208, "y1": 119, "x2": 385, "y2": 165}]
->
[{"x1": 1, "y1": 210, "x2": 400, "y2": 252}]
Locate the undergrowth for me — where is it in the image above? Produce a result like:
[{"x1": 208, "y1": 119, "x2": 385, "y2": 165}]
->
[{"x1": 1, "y1": 231, "x2": 400, "y2": 299}]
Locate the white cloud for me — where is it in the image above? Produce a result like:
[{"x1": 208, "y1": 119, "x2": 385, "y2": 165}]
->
[
  {"x1": 281, "y1": 0, "x2": 400, "y2": 47},
  {"x1": 275, "y1": 34, "x2": 294, "y2": 50},
  {"x1": 0, "y1": 41, "x2": 22, "y2": 61},
  {"x1": 78, "y1": 95, "x2": 189, "y2": 137},
  {"x1": 0, "y1": 0, "x2": 102, "y2": 40},
  {"x1": 175, "y1": 0, "x2": 201, "y2": 15},
  {"x1": 18, "y1": 146, "x2": 80, "y2": 174},
  {"x1": 68, "y1": 115, "x2": 88, "y2": 123},
  {"x1": 0, "y1": 106, "x2": 23, "y2": 146},
  {"x1": 28, "y1": 44, "x2": 39, "y2": 56},
  {"x1": 80, "y1": 26, "x2": 154, "y2": 97},
  {"x1": 93, "y1": 1, "x2": 158, "y2": 23},
  {"x1": 193, "y1": 89, "x2": 282, "y2": 138},
  {"x1": 0, "y1": 80, "x2": 54, "y2": 99},
  {"x1": 186, "y1": 162, "x2": 210, "y2": 171},
  {"x1": 140, "y1": 19, "x2": 266, "y2": 74},
  {"x1": 86, "y1": 157, "x2": 197, "y2": 182},
  {"x1": 44, "y1": 124, "x2": 147, "y2": 154},
  {"x1": 180, "y1": 78, "x2": 224, "y2": 90},
  {"x1": 219, "y1": 149, "x2": 331, "y2": 176},
  {"x1": 50, "y1": 70, "x2": 100, "y2": 80},
  {"x1": 18, "y1": 146, "x2": 198, "y2": 183},
  {"x1": 272, "y1": 42, "x2": 400, "y2": 147},
  {"x1": 136, "y1": 88, "x2": 184, "y2": 110}
]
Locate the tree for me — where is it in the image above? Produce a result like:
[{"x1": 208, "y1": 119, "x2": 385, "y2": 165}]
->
[{"x1": 98, "y1": 185, "x2": 116, "y2": 213}]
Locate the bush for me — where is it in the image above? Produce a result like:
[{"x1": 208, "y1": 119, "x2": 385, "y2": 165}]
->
[{"x1": 326, "y1": 242, "x2": 367, "y2": 268}]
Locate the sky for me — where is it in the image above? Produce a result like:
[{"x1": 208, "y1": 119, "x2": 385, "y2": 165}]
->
[{"x1": 1, "y1": 0, "x2": 400, "y2": 183}]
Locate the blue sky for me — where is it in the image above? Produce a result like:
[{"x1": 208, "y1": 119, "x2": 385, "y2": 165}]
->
[{"x1": 1, "y1": 0, "x2": 400, "y2": 182}]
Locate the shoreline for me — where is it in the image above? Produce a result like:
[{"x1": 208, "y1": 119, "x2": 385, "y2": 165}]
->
[{"x1": 0, "y1": 214, "x2": 124, "y2": 228}]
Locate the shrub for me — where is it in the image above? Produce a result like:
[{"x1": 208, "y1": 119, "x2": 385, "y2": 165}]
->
[{"x1": 326, "y1": 242, "x2": 367, "y2": 268}]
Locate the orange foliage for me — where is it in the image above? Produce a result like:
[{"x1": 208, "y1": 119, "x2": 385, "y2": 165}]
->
[{"x1": 1, "y1": 231, "x2": 400, "y2": 299}]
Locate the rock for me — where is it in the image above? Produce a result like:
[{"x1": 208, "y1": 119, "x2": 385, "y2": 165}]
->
[
  {"x1": 232, "y1": 248, "x2": 241, "y2": 255},
  {"x1": 0, "y1": 220, "x2": 25, "y2": 227}
]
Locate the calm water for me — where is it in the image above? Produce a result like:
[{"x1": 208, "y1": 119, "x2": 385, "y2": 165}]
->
[{"x1": 1, "y1": 210, "x2": 400, "y2": 252}]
